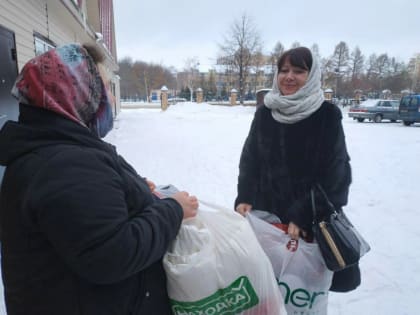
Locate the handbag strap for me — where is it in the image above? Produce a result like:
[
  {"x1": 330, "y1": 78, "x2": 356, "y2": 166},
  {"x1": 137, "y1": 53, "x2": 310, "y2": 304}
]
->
[
  {"x1": 310, "y1": 187, "x2": 318, "y2": 220},
  {"x1": 311, "y1": 184, "x2": 336, "y2": 223},
  {"x1": 315, "y1": 183, "x2": 336, "y2": 211},
  {"x1": 309, "y1": 110, "x2": 337, "y2": 223}
]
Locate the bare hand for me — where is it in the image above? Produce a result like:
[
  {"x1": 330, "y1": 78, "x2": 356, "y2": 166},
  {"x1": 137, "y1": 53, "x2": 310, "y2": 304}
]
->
[
  {"x1": 145, "y1": 179, "x2": 156, "y2": 192},
  {"x1": 235, "y1": 203, "x2": 252, "y2": 217},
  {"x1": 288, "y1": 222, "x2": 307, "y2": 240},
  {"x1": 171, "y1": 191, "x2": 199, "y2": 219}
]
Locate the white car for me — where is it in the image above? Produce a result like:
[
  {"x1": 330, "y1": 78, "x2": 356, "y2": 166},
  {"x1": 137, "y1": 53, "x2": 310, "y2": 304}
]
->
[{"x1": 348, "y1": 99, "x2": 400, "y2": 123}]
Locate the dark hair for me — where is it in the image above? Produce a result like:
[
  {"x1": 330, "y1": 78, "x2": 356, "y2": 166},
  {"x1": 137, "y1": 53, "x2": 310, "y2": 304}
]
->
[{"x1": 277, "y1": 47, "x2": 313, "y2": 72}]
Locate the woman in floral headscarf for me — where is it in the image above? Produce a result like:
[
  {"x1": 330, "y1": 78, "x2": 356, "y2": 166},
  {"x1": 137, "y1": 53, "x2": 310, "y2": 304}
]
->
[{"x1": 0, "y1": 43, "x2": 198, "y2": 315}]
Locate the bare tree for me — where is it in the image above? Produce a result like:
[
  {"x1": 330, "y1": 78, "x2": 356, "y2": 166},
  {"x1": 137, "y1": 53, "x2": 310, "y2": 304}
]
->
[
  {"x1": 205, "y1": 70, "x2": 218, "y2": 101},
  {"x1": 365, "y1": 54, "x2": 378, "y2": 80},
  {"x1": 271, "y1": 41, "x2": 285, "y2": 63},
  {"x1": 381, "y1": 58, "x2": 409, "y2": 93},
  {"x1": 118, "y1": 57, "x2": 138, "y2": 100},
  {"x1": 269, "y1": 41, "x2": 285, "y2": 81},
  {"x1": 349, "y1": 46, "x2": 365, "y2": 91},
  {"x1": 330, "y1": 41, "x2": 350, "y2": 97},
  {"x1": 389, "y1": 57, "x2": 404, "y2": 74},
  {"x1": 219, "y1": 13, "x2": 262, "y2": 104},
  {"x1": 349, "y1": 47, "x2": 364, "y2": 80},
  {"x1": 251, "y1": 51, "x2": 266, "y2": 92},
  {"x1": 119, "y1": 59, "x2": 176, "y2": 101},
  {"x1": 386, "y1": 60, "x2": 412, "y2": 93},
  {"x1": 290, "y1": 41, "x2": 301, "y2": 49},
  {"x1": 376, "y1": 54, "x2": 390, "y2": 77},
  {"x1": 364, "y1": 53, "x2": 380, "y2": 95},
  {"x1": 407, "y1": 54, "x2": 420, "y2": 92},
  {"x1": 148, "y1": 64, "x2": 176, "y2": 92},
  {"x1": 181, "y1": 57, "x2": 200, "y2": 102},
  {"x1": 132, "y1": 61, "x2": 150, "y2": 101},
  {"x1": 374, "y1": 54, "x2": 391, "y2": 92}
]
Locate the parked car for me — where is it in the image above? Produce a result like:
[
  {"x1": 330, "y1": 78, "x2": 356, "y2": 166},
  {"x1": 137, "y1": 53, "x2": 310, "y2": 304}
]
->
[
  {"x1": 399, "y1": 94, "x2": 420, "y2": 126},
  {"x1": 348, "y1": 99, "x2": 400, "y2": 123}
]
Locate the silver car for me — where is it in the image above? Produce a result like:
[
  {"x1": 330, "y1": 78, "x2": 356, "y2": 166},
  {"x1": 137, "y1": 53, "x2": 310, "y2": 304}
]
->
[{"x1": 348, "y1": 99, "x2": 400, "y2": 123}]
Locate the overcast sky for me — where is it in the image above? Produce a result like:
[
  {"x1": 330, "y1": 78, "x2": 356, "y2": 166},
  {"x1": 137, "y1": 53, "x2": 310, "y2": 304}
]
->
[{"x1": 114, "y1": 0, "x2": 419, "y2": 71}]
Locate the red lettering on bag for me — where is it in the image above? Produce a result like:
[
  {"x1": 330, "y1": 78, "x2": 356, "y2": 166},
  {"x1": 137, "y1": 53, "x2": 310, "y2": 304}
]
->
[{"x1": 286, "y1": 239, "x2": 298, "y2": 252}]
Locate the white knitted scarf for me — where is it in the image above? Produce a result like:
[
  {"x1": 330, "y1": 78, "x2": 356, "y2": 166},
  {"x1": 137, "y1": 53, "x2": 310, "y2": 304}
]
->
[{"x1": 264, "y1": 53, "x2": 324, "y2": 124}]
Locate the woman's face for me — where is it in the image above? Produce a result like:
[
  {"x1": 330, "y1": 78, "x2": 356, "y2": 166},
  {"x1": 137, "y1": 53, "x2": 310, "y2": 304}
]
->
[{"x1": 277, "y1": 59, "x2": 309, "y2": 95}]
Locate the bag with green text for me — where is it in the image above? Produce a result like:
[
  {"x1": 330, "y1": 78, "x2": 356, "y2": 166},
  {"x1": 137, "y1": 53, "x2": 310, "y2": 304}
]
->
[
  {"x1": 163, "y1": 200, "x2": 287, "y2": 315},
  {"x1": 247, "y1": 211, "x2": 334, "y2": 315}
]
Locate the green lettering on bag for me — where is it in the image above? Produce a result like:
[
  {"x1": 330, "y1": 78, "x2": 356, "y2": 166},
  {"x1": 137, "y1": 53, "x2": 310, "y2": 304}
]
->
[
  {"x1": 278, "y1": 280, "x2": 326, "y2": 309},
  {"x1": 170, "y1": 276, "x2": 259, "y2": 315}
]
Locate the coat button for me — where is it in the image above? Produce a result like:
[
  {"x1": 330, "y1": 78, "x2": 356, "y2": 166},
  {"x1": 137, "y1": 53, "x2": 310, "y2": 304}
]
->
[{"x1": 145, "y1": 291, "x2": 150, "y2": 297}]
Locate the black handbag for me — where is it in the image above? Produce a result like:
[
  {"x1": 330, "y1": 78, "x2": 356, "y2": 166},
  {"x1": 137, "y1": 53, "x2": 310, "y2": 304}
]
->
[
  {"x1": 330, "y1": 263, "x2": 361, "y2": 292},
  {"x1": 311, "y1": 184, "x2": 370, "y2": 272}
]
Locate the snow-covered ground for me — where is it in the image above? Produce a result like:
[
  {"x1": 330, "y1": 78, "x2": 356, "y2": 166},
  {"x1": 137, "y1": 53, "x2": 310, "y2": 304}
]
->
[{"x1": 1, "y1": 102, "x2": 419, "y2": 314}]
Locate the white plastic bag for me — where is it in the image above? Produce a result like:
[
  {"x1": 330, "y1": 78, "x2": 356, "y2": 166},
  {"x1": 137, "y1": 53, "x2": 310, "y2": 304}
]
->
[
  {"x1": 247, "y1": 212, "x2": 333, "y2": 315},
  {"x1": 163, "y1": 200, "x2": 287, "y2": 315}
]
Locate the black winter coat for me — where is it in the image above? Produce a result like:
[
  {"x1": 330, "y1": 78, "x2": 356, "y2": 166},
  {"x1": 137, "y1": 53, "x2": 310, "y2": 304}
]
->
[
  {"x1": 0, "y1": 105, "x2": 183, "y2": 315},
  {"x1": 235, "y1": 102, "x2": 359, "y2": 292},
  {"x1": 236, "y1": 101, "x2": 351, "y2": 232}
]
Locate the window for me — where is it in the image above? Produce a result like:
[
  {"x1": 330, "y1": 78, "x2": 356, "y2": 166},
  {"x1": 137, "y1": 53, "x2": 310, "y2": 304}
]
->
[
  {"x1": 34, "y1": 33, "x2": 55, "y2": 56},
  {"x1": 401, "y1": 97, "x2": 410, "y2": 107}
]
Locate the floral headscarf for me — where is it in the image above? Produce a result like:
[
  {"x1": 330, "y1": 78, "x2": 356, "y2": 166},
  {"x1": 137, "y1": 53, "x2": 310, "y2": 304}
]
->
[{"x1": 11, "y1": 43, "x2": 113, "y2": 137}]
